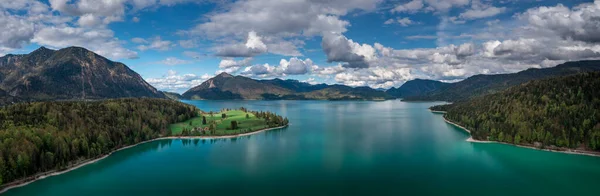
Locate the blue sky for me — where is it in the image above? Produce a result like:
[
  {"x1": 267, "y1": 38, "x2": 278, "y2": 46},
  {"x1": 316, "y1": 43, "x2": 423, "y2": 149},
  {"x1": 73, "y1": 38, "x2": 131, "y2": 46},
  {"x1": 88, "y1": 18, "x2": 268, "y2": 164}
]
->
[{"x1": 2, "y1": 0, "x2": 600, "y2": 93}]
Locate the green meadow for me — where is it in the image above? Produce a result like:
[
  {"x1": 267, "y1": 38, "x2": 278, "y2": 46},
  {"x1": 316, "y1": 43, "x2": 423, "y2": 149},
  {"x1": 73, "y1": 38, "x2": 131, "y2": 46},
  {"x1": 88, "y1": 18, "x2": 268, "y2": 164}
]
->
[{"x1": 169, "y1": 110, "x2": 274, "y2": 136}]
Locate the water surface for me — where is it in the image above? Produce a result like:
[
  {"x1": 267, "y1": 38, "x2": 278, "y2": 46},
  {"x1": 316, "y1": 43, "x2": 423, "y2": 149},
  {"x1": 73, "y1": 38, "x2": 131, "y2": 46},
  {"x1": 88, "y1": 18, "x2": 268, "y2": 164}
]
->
[{"x1": 4, "y1": 100, "x2": 600, "y2": 195}]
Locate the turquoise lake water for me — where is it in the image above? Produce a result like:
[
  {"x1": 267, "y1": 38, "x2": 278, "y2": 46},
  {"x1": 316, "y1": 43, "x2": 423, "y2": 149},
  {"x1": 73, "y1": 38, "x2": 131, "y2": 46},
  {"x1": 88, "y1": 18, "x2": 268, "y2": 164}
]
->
[{"x1": 3, "y1": 100, "x2": 600, "y2": 195}]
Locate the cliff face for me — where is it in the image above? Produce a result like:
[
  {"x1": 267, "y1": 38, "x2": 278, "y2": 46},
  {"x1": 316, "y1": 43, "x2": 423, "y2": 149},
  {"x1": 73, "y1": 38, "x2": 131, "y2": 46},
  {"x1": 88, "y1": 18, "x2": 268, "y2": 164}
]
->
[{"x1": 0, "y1": 46, "x2": 165, "y2": 102}]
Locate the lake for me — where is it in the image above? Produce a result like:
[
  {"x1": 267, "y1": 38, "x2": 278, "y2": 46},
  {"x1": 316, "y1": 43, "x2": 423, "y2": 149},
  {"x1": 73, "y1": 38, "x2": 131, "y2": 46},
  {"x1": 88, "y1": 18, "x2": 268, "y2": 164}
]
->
[{"x1": 3, "y1": 100, "x2": 600, "y2": 195}]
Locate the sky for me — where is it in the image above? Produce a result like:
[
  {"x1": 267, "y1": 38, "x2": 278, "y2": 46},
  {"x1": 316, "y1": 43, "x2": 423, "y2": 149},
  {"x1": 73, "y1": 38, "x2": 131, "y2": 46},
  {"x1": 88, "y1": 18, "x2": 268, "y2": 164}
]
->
[{"x1": 1, "y1": 0, "x2": 600, "y2": 93}]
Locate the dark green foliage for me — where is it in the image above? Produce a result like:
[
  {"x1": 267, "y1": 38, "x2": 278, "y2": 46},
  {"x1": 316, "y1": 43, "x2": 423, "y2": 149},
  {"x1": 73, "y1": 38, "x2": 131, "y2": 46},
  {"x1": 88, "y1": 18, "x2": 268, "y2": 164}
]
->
[
  {"x1": 202, "y1": 116, "x2": 207, "y2": 125},
  {"x1": 246, "y1": 114, "x2": 250, "y2": 119},
  {"x1": 442, "y1": 72, "x2": 600, "y2": 151},
  {"x1": 386, "y1": 79, "x2": 449, "y2": 98},
  {"x1": 221, "y1": 113, "x2": 226, "y2": 119},
  {"x1": 429, "y1": 104, "x2": 453, "y2": 112},
  {"x1": 230, "y1": 121, "x2": 238, "y2": 130},
  {"x1": 406, "y1": 60, "x2": 600, "y2": 102},
  {"x1": 251, "y1": 111, "x2": 290, "y2": 128},
  {"x1": 0, "y1": 98, "x2": 197, "y2": 184}
]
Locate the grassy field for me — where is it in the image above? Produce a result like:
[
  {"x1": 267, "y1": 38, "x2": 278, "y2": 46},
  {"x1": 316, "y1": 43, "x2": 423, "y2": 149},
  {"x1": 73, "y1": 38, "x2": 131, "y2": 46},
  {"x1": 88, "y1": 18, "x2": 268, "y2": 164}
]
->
[{"x1": 169, "y1": 110, "x2": 273, "y2": 135}]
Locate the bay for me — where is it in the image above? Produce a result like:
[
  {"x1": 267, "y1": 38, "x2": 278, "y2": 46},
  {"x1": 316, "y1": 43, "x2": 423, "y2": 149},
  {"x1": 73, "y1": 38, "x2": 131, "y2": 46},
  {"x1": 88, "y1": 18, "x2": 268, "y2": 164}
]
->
[{"x1": 4, "y1": 100, "x2": 600, "y2": 196}]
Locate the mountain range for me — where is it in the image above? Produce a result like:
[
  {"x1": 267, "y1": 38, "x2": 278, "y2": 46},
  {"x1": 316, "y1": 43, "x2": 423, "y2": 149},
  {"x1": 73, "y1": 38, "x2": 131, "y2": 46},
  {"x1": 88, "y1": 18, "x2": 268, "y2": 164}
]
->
[
  {"x1": 399, "y1": 60, "x2": 600, "y2": 102},
  {"x1": 1, "y1": 46, "x2": 600, "y2": 104},
  {"x1": 182, "y1": 72, "x2": 392, "y2": 100}
]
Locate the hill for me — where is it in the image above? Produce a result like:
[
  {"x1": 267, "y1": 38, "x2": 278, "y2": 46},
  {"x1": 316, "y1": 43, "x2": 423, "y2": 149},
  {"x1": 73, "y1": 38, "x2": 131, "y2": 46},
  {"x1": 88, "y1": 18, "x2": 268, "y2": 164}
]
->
[
  {"x1": 182, "y1": 73, "x2": 392, "y2": 100},
  {"x1": 0, "y1": 46, "x2": 165, "y2": 103},
  {"x1": 406, "y1": 60, "x2": 600, "y2": 101},
  {"x1": 386, "y1": 79, "x2": 449, "y2": 98},
  {"x1": 436, "y1": 72, "x2": 600, "y2": 152},
  {"x1": 161, "y1": 91, "x2": 183, "y2": 100}
]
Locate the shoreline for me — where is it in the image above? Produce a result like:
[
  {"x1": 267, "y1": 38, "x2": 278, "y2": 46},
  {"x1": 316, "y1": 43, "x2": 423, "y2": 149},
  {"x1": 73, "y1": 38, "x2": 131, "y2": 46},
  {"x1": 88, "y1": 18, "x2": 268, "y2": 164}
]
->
[
  {"x1": 0, "y1": 125, "x2": 288, "y2": 194},
  {"x1": 428, "y1": 109, "x2": 447, "y2": 114},
  {"x1": 440, "y1": 115, "x2": 600, "y2": 157}
]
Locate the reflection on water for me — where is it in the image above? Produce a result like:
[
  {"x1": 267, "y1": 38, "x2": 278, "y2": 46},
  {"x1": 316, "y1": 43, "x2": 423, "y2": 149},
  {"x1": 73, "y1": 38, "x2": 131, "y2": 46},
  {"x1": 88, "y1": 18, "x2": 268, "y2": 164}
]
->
[{"x1": 4, "y1": 100, "x2": 600, "y2": 196}]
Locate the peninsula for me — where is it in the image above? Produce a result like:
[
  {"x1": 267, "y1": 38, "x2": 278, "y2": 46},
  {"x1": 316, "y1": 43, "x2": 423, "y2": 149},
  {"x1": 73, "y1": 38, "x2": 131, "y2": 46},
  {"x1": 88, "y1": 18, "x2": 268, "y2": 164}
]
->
[{"x1": 0, "y1": 98, "x2": 288, "y2": 192}]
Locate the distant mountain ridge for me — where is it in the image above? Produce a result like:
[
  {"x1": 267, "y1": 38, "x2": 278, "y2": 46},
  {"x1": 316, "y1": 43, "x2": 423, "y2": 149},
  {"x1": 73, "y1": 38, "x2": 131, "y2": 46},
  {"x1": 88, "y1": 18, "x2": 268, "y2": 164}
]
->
[
  {"x1": 403, "y1": 60, "x2": 600, "y2": 102},
  {"x1": 182, "y1": 73, "x2": 392, "y2": 100},
  {"x1": 0, "y1": 46, "x2": 165, "y2": 103},
  {"x1": 386, "y1": 79, "x2": 449, "y2": 98}
]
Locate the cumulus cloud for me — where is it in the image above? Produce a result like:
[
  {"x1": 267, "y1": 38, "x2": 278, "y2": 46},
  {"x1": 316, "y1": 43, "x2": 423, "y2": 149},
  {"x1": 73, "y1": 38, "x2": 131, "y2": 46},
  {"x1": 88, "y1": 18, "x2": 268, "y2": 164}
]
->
[
  {"x1": 0, "y1": 11, "x2": 35, "y2": 51},
  {"x1": 217, "y1": 57, "x2": 253, "y2": 73},
  {"x1": 215, "y1": 31, "x2": 268, "y2": 57},
  {"x1": 146, "y1": 70, "x2": 212, "y2": 92},
  {"x1": 240, "y1": 57, "x2": 318, "y2": 78},
  {"x1": 183, "y1": 0, "x2": 380, "y2": 58},
  {"x1": 321, "y1": 32, "x2": 373, "y2": 68},
  {"x1": 518, "y1": 1, "x2": 600, "y2": 43}
]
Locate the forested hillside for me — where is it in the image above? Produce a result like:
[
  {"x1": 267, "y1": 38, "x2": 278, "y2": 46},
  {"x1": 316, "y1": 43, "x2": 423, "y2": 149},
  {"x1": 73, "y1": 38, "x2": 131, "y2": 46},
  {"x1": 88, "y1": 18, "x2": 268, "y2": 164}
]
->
[
  {"x1": 0, "y1": 98, "x2": 198, "y2": 185},
  {"x1": 439, "y1": 72, "x2": 600, "y2": 151}
]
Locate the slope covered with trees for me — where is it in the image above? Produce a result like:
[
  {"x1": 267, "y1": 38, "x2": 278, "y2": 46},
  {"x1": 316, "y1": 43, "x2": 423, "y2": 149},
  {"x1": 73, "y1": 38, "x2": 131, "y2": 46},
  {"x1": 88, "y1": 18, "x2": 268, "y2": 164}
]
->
[
  {"x1": 386, "y1": 79, "x2": 449, "y2": 98},
  {"x1": 407, "y1": 60, "x2": 600, "y2": 101},
  {"x1": 439, "y1": 72, "x2": 600, "y2": 151},
  {"x1": 0, "y1": 98, "x2": 198, "y2": 186}
]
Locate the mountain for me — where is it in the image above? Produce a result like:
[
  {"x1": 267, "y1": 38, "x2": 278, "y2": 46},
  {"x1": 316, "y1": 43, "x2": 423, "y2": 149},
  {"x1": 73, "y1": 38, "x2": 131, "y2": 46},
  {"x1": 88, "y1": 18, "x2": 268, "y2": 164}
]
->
[
  {"x1": 161, "y1": 91, "x2": 183, "y2": 100},
  {"x1": 259, "y1": 78, "x2": 329, "y2": 92},
  {"x1": 182, "y1": 72, "x2": 292, "y2": 100},
  {"x1": 436, "y1": 72, "x2": 600, "y2": 152},
  {"x1": 0, "y1": 46, "x2": 165, "y2": 102},
  {"x1": 405, "y1": 60, "x2": 600, "y2": 102},
  {"x1": 182, "y1": 73, "x2": 392, "y2": 100},
  {"x1": 386, "y1": 79, "x2": 449, "y2": 98}
]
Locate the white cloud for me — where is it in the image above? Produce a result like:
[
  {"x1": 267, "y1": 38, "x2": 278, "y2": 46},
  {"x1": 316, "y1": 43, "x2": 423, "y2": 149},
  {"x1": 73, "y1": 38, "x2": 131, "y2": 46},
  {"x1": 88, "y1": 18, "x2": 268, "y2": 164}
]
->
[
  {"x1": 215, "y1": 31, "x2": 268, "y2": 57},
  {"x1": 385, "y1": 17, "x2": 417, "y2": 26},
  {"x1": 157, "y1": 57, "x2": 192, "y2": 66},
  {"x1": 146, "y1": 70, "x2": 213, "y2": 92},
  {"x1": 240, "y1": 57, "x2": 319, "y2": 78},
  {"x1": 32, "y1": 26, "x2": 138, "y2": 59},
  {"x1": 217, "y1": 57, "x2": 253, "y2": 73},
  {"x1": 132, "y1": 16, "x2": 140, "y2": 22},
  {"x1": 0, "y1": 11, "x2": 35, "y2": 50},
  {"x1": 321, "y1": 32, "x2": 372, "y2": 68},
  {"x1": 518, "y1": 1, "x2": 600, "y2": 43},
  {"x1": 459, "y1": 6, "x2": 506, "y2": 20},
  {"x1": 137, "y1": 36, "x2": 174, "y2": 51},
  {"x1": 392, "y1": 0, "x2": 424, "y2": 13}
]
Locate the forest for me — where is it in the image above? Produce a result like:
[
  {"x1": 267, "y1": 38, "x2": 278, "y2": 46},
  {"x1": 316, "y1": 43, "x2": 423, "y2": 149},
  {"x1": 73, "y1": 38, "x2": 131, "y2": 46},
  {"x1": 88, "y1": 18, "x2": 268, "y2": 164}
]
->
[
  {"x1": 435, "y1": 72, "x2": 600, "y2": 151},
  {"x1": 0, "y1": 98, "x2": 198, "y2": 186}
]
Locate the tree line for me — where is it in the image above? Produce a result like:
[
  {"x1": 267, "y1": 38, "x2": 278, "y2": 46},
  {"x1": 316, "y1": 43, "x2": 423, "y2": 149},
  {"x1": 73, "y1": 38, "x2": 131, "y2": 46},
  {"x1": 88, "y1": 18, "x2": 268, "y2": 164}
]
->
[
  {"x1": 0, "y1": 98, "x2": 198, "y2": 186},
  {"x1": 434, "y1": 72, "x2": 600, "y2": 151}
]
